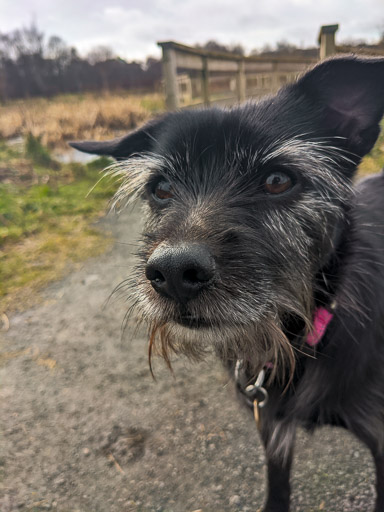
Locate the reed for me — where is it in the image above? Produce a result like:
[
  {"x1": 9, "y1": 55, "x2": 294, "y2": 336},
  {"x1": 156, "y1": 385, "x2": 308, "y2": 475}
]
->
[{"x1": 0, "y1": 92, "x2": 164, "y2": 147}]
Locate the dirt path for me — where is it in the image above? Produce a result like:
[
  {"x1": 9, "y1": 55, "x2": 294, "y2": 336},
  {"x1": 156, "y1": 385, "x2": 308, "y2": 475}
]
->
[{"x1": 0, "y1": 207, "x2": 377, "y2": 512}]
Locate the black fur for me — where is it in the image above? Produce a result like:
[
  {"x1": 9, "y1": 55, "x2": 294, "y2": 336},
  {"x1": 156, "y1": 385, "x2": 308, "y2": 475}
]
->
[{"x1": 71, "y1": 56, "x2": 384, "y2": 511}]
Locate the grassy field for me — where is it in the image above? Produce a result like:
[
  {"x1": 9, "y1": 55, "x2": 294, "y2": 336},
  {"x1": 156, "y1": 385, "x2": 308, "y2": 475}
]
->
[
  {"x1": 0, "y1": 137, "x2": 119, "y2": 314},
  {"x1": 0, "y1": 92, "x2": 165, "y2": 316},
  {"x1": 0, "y1": 92, "x2": 164, "y2": 148}
]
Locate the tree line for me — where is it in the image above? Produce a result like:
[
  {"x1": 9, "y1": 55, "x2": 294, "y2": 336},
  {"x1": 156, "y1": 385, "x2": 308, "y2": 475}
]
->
[{"x1": 0, "y1": 24, "x2": 162, "y2": 102}]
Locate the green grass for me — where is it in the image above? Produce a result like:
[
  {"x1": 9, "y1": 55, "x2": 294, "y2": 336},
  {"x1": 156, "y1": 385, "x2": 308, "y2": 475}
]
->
[
  {"x1": 140, "y1": 94, "x2": 165, "y2": 113},
  {"x1": 0, "y1": 135, "x2": 117, "y2": 312},
  {"x1": 0, "y1": 156, "x2": 114, "y2": 246},
  {"x1": 25, "y1": 132, "x2": 56, "y2": 168},
  {"x1": 358, "y1": 120, "x2": 384, "y2": 177}
]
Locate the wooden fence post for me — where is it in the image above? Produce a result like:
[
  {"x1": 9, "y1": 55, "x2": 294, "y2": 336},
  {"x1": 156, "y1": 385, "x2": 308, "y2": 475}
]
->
[
  {"x1": 318, "y1": 24, "x2": 339, "y2": 59},
  {"x1": 271, "y1": 61, "x2": 280, "y2": 91},
  {"x1": 161, "y1": 45, "x2": 180, "y2": 110},
  {"x1": 202, "y1": 57, "x2": 210, "y2": 106},
  {"x1": 237, "y1": 60, "x2": 246, "y2": 102}
]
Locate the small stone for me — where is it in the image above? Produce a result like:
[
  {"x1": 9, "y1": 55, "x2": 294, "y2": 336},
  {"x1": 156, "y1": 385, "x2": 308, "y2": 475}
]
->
[
  {"x1": 82, "y1": 274, "x2": 99, "y2": 286},
  {"x1": 229, "y1": 495, "x2": 241, "y2": 506},
  {"x1": 83, "y1": 447, "x2": 90, "y2": 456}
]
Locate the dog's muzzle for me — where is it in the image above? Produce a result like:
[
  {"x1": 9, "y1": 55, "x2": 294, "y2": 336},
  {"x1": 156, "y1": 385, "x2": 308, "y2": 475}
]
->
[{"x1": 145, "y1": 243, "x2": 215, "y2": 303}]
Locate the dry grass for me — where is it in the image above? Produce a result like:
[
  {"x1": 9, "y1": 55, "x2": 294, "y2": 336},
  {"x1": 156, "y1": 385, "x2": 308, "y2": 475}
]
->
[{"x1": 0, "y1": 92, "x2": 164, "y2": 148}]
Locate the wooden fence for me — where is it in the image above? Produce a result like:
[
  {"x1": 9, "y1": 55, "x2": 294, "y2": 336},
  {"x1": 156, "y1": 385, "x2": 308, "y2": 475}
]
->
[{"x1": 158, "y1": 24, "x2": 339, "y2": 110}]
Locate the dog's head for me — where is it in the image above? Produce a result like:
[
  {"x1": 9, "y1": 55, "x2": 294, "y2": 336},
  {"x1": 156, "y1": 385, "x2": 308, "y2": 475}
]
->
[{"x1": 71, "y1": 57, "x2": 384, "y2": 375}]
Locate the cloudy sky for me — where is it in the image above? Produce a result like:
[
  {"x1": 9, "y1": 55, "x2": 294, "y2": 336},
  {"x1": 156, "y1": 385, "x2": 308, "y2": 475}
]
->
[{"x1": 1, "y1": 0, "x2": 383, "y2": 61}]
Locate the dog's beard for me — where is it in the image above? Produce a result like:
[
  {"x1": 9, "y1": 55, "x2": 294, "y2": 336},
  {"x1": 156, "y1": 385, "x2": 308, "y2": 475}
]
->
[
  {"x1": 125, "y1": 266, "x2": 315, "y2": 382},
  {"x1": 146, "y1": 304, "x2": 307, "y2": 383}
]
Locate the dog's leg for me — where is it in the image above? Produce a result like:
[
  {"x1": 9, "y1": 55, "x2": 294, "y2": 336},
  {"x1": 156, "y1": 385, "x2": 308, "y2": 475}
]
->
[
  {"x1": 353, "y1": 429, "x2": 384, "y2": 511},
  {"x1": 263, "y1": 453, "x2": 293, "y2": 512},
  {"x1": 260, "y1": 422, "x2": 295, "y2": 512},
  {"x1": 373, "y1": 452, "x2": 384, "y2": 512}
]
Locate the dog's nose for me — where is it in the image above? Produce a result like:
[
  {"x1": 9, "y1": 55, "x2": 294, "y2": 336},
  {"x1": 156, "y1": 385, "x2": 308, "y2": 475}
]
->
[{"x1": 145, "y1": 244, "x2": 215, "y2": 302}]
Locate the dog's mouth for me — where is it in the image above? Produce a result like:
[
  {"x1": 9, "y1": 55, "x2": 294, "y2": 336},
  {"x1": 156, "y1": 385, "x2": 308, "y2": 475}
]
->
[{"x1": 172, "y1": 310, "x2": 308, "y2": 348}]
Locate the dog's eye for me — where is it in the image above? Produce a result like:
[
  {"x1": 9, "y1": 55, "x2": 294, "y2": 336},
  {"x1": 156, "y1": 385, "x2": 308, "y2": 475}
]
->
[
  {"x1": 153, "y1": 180, "x2": 174, "y2": 202},
  {"x1": 264, "y1": 172, "x2": 292, "y2": 194}
]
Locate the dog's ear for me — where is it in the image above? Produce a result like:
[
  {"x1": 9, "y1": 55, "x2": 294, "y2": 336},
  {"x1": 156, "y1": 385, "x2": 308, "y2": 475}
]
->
[
  {"x1": 294, "y1": 56, "x2": 384, "y2": 157},
  {"x1": 69, "y1": 115, "x2": 168, "y2": 160}
]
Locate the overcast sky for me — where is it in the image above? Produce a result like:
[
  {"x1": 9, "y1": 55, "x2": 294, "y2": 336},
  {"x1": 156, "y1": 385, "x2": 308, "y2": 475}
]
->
[{"x1": 1, "y1": 0, "x2": 383, "y2": 61}]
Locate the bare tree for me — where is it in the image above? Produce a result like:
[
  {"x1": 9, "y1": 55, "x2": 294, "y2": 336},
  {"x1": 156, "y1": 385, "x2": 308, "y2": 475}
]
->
[{"x1": 86, "y1": 45, "x2": 115, "y2": 65}]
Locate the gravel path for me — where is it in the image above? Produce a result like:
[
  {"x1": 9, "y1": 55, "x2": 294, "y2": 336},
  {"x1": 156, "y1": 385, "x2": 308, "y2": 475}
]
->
[{"x1": 0, "y1": 207, "x2": 377, "y2": 512}]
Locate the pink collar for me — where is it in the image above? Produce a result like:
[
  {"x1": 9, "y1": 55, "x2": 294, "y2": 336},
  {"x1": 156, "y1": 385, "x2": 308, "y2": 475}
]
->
[
  {"x1": 306, "y1": 307, "x2": 334, "y2": 347},
  {"x1": 236, "y1": 307, "x2": 335, "y2": 402}
]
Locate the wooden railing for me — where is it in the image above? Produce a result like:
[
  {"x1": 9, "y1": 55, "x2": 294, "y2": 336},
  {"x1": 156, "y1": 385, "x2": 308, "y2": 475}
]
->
[
  {"x1": 157, "y1": 41, "x2": 317, "y2": 109},
  {"x1": 157, "y1": 25, "x2": 343, "y2": 110}
]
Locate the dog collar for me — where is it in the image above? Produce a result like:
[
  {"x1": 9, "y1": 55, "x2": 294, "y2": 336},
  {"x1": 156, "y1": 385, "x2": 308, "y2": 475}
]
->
[
  {"x1": 235, "y1": 304, "x2": 336, "y2": 414},
  {"x1": 306, "y1": 306, "x2": 334, "y2": 347}
]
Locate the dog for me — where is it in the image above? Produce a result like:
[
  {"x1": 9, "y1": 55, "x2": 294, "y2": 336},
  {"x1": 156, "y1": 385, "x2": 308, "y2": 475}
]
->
[{"x1": 70, "y1": 56, "x2": 384, "y2": 511}]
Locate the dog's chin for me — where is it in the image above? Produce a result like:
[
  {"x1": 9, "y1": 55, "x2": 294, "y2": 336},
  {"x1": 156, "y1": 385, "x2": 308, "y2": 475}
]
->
[
  {"x1": 165, "y1": 319, "x2": 238, "y2": 348},
  {"x1": 176, "y1": 316, "x2": 218, "y2": 329},
  {"x1": 168, "y1": 319, "x2": 224, "y2": 336}
]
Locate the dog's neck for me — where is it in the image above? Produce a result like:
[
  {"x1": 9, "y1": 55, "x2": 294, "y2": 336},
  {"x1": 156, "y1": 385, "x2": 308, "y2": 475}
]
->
[
  {"x1": 314, "y1": 213, "x2": 351, "y2": 312},
  {"x1": 282, "y1": 214, "x2": 351, "y2": 355}
]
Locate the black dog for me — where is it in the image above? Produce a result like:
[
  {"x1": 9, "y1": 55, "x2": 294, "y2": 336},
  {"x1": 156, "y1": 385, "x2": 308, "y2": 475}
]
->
[{"x1": 71, "y1": 56, "x2": 384, "y2": 511}]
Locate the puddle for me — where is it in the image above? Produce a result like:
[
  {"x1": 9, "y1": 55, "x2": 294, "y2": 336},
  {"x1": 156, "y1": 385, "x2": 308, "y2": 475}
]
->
[
  {"x1": 53, "y1": 147, "x2": 98, "y2": 164},
  {"x1": 5, "y1": 136, "x2": 98, "y2": 164},
  {"x1": 7, "y1": 135, "x2": 24, "y2": 146}
]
